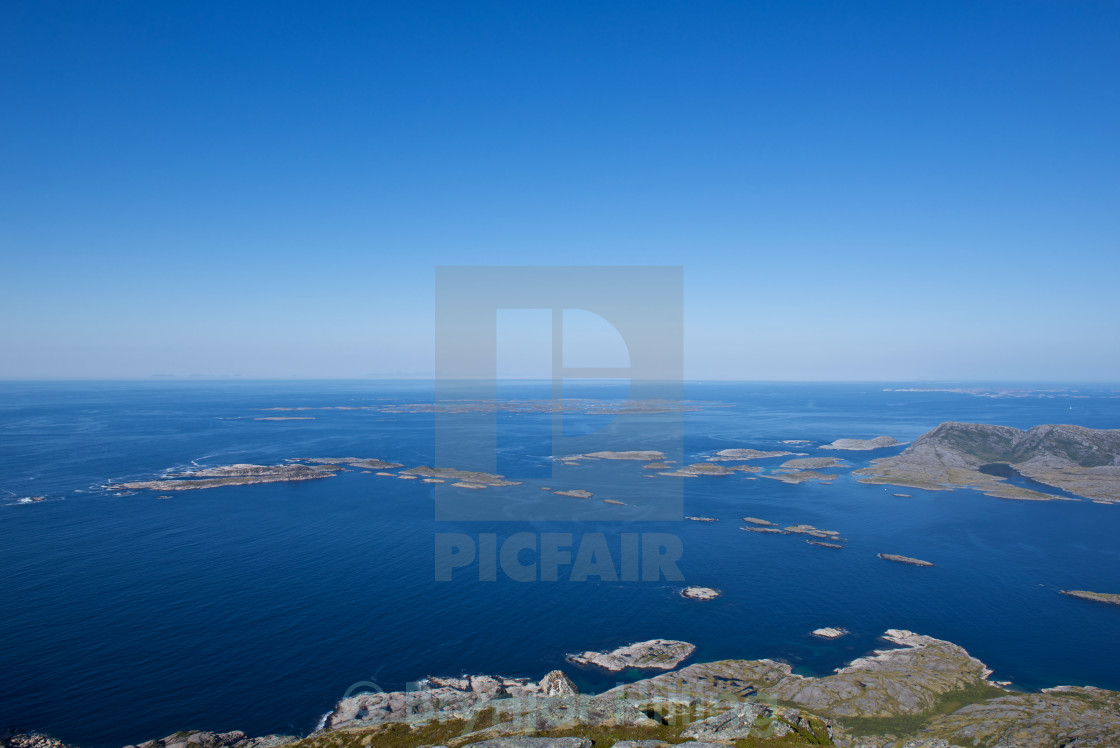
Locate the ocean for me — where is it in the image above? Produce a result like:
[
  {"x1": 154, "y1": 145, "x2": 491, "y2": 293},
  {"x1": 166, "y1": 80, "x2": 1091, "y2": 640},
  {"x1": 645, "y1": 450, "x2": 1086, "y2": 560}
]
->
[{"x1": 2, "y1": 380, "x2": 1119, "y2": 747}]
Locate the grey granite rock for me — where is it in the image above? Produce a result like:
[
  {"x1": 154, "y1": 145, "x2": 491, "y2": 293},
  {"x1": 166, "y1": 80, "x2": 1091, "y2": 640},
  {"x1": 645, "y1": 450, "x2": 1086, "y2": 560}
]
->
[
  {"x1": 566, "y1": 640, "x2": 696, "y2": 672},
  {"x1": 538, "y1": 670, "x2": 578, "y2": 696},
  {"x1": 122, "y1": 731, "x2": 297, "y2": 748},
  {"x1": 921, "y1": 685, "x2": 1120, "y2": 747},
  {"x1": 604, "y1": 629, "x2": 994, "y2": 719},
  {"x1": 2, "y1": 736, "x2": 74, "y2": 748},
  {"x1": 461, "y1": 739, "x2": 590, "y2": 748},
  {"x1": 680, "y1": 703, "x2": 765, "y2": 740}
]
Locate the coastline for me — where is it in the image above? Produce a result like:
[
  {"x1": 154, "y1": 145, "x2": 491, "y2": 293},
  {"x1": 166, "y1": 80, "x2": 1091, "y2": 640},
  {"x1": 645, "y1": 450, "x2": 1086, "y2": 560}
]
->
[{"x1": 11, "y1": 629, "x2": 1120, "y2": 748}]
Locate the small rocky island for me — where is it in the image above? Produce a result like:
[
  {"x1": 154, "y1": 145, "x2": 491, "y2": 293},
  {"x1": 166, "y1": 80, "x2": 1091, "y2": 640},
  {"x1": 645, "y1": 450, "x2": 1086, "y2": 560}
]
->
[
  {"x1": 1060, "y1": 590, "x2": 1120, "y2": 605},
  {"x1": 811, "y1": 627, "x2": 849, "y2": 639},
  {"x1": 680, "y1": 586, "x2": 720, "y2": 600},
  {"x1": 553, "y1": 489, "x2": 593, "y2": 498},
  {"x1": 561, "y1": 451, "x2": 667, "y2": 462},
  {"x1": 761, "y1": 469, "x2": 838, "y2": 484},
  {"x1": 110, "y1": 463, "x2": 339, "y2": 491},
  {"x1": 878, "y1": 553, "x2": 935, "y2": 567},
  {"x1": 658, "y1": 463, "x2": 760, "y2": 477},
  {"x1": 706, "y1": 448, "x2": 795, "y2": 461},
  {"x1": 402, "y1": 466, "x2": 521, "y2": 486},
  {"x1": 821, "y1": 436, "x2": 901, "y2": 451},
  {"x1": 566, "y1": 639, "x2": 696, "y2": 671}
]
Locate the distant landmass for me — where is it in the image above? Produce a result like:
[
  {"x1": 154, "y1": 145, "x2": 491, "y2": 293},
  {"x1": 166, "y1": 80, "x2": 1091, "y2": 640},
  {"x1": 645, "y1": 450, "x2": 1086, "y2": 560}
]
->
[{"x1": 855, "y1": 422, "x2": 1120, "y2": 502}]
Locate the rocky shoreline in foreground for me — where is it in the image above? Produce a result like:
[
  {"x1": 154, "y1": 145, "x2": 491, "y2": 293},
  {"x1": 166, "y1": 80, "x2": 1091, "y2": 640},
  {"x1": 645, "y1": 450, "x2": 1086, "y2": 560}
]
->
[{"x1": 10, "y1": 630, "x2": 1120, "y2": 748}]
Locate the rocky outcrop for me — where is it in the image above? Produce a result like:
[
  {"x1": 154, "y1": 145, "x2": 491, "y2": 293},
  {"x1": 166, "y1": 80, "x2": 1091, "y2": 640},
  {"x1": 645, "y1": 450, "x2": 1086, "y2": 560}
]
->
[
  {"x1": 127, "y1": 731, "x2": 296, "y2": 748},
  {"x1": 780, "y1": 457, "x2": 847, "y2": 469},
  {"x1": 463, "y1": 739, "x2": 590, "y2": 748},
  {"x1": 467, "y1": 695, "x2": 656, "y2": 736},
  {"x1": 658, "y1": 464, "x2": 758, "y2": 477},
  {"x1": 294, "y1": 458, "x2": 403, "y2": 469},
  {"x1": 111, "y1": 464, "x2": 336, "y2": 491},
  {"x1": 784, "y1": 524, "x2": 842, "y2": 539},
  {"x1": 762, "y1": 470, "x2": 837, "y2": 484},
  {"x1": 567, "y1": 640, "x2": 696, "y2": 671},
  {"x1": 855, "y1": 422, "x2": 1120, "y2": 502},
  {"x1": 706, "y1": 449, "x2": 794, "y2": 461},
  {"x1": 920, "y1": 686, "x2": 1120, "y2": 747},
  {"x1": 326, "y1": 675, "x2": 532, "y2": 730},
  {"x1": 675, "y1": 702, "x2": 835, "y2": 743},
  {"x1": 680, "y1": 586, "x2": 720, "y2": 600},
  {"x1": 821, "y1": 436, "x2": 900, "y2": 451},
  {"x1": 538, "y1": 670, "x2": 578, "y2": 697},
  {"x1": 812, "y1": 628, "x2": 849, "y2": 639},
  {"x1": 1, "y1": 736, "x2": 74, "y2": 748},
  {"x1": 1059, "y1": 589, "x2": 1120, "y2": 605},
  {"x1": 402, "y1": 467, "x2": 520, "y2": 487},
  {"x1": 562, "y1": 451, "x2": 666, "y2": 461},
  {"x1": 604, "y1": 630, "x2": 994, "y2": 720},
  {"x1": 878, "y1": 554, "x2": 934, "y2": 567}
]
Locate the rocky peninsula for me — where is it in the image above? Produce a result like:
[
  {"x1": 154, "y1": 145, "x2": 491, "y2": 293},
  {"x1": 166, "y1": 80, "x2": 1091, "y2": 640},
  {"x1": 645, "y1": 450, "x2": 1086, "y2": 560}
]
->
[{"x1": 854, "y1": 422, "x2": 1120, "y2": 502}]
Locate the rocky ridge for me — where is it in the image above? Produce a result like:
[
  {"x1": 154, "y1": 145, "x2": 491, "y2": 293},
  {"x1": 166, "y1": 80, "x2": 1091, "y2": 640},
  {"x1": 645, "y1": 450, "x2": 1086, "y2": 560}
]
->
[{"x1": 855, "y1": 422, "x2": 1120, "y2": 502}]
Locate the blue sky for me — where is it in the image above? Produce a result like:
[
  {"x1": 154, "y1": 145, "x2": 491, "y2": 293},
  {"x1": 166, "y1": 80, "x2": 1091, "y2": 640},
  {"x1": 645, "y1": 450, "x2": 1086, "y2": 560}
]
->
[{"x1": 2, "y1": 1, "x2": 1117, "y2": 380}]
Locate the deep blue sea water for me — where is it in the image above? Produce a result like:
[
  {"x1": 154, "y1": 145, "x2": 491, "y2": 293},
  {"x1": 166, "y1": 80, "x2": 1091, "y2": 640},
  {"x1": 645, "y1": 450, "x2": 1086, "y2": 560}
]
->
[{"x1": 2, "y1": 381, "x2": 1120, "y2": 747}]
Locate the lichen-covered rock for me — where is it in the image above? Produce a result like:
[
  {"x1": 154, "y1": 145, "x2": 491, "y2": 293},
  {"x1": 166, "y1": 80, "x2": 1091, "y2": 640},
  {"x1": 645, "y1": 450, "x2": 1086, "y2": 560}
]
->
[
  {"x1": 920, "y1": 685, "x2": 1120, "y2": 747},
  {"x1": 538, "y1": 670, "x2": 578, "y2": 696},
  {"x1": 2, "y1": 735, "x2": 74, "y2": 748},
  {"x1": 680, "y1": 703, "x2": 768, "y2": 740},
  {"x1": 604, "y1": 630, "x2": 994, "y2": 719},
  {"x1": 567, "y1": 640, "x2": 696, "y2": 672},
  {"x1": 126, "y1": 731, "x2": 297, "y2": 748},
  {"x1": 450, "y1": 694, "x2": 657, "y2": 745},
  {"x1": 461, "y1": 739, "x2": 590, "y2": 748}
]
